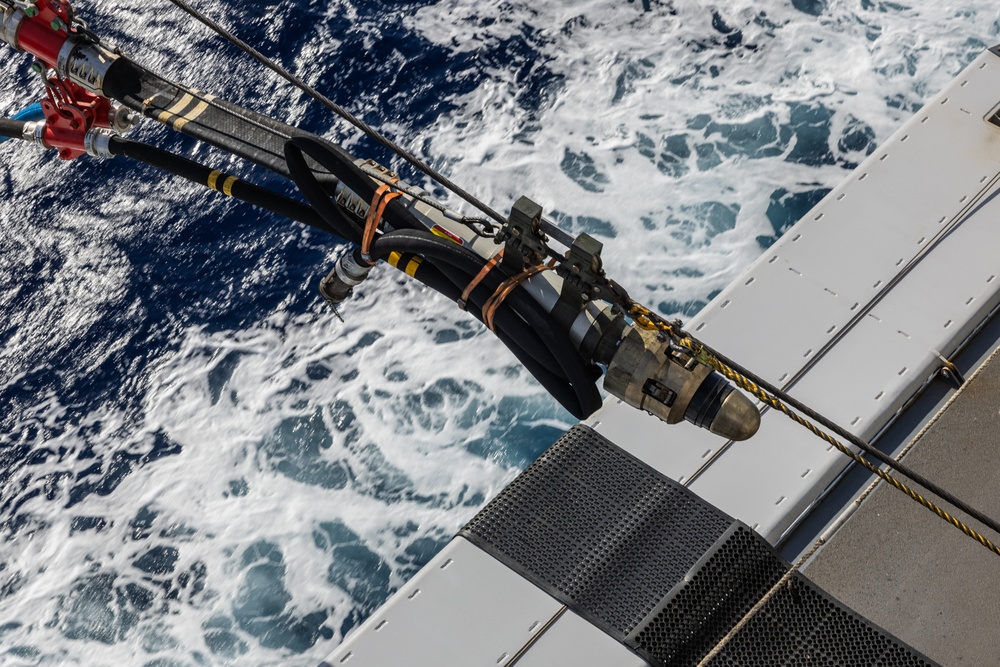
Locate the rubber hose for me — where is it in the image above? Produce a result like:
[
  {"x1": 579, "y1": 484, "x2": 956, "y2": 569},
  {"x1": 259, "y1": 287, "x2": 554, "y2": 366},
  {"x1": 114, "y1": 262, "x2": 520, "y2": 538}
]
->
[
  {"x1": 284, "y1": 140, "x2": 364, "y2": 242},
  {"x1": 417, "y1": 255, "x2": 566, "y2": 379},
  {"x1": 1, "y1": 106, "x2": 42, "y2": 144},
  {"x1": 392, "y1": 256, "x2": 584, "y2": 412},
  {"x1": 371, "y1": 238, "x2": 566, "y2": 380},
  {"x1": 284, "y1": 136, "x2": 427, "y2": 231},
  {"x1": 12, "y1": 103, "x2": 45, "y2": 122},
  {"x1": 107, "y1": 137, "x2": 344, "y2": 239},
  {"x1": 283, "y1": 149, "x2": 567, "y2": 380},
  {"x1": 0, "y1": 119, "x2": 26, "y2": 141},
  {"x1": 281, "y1": 137, "x2": 602, "y2": 416},
  {"x1": 284, "y1": 137, "x2": 429, "y2": 242},
  {"x1": 371, "y1": 231, "x2": 602, "y2": 417}
]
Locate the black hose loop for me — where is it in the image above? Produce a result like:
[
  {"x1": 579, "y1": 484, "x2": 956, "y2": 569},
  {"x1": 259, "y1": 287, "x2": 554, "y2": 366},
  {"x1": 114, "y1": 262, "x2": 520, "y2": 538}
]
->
[
  {"x1": 370, "y1": 230, "x2": 603, "y2": 418},
  {"x1": 284, "y1": 139, "x2": 363, "y2": 242}
]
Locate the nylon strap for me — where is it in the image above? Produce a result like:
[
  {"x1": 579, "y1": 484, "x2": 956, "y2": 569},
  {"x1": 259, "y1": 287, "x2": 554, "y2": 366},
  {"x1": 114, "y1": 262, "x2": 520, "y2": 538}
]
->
[
  {"x1": 362, "y1": 180, "x2": 400, "y2": 261},
  {"x1": 459, "y1": 250, "x2": 504, "y2": 311},
  {"x1": 482, "y1": 265, "x2": 551, "y2": 332}
]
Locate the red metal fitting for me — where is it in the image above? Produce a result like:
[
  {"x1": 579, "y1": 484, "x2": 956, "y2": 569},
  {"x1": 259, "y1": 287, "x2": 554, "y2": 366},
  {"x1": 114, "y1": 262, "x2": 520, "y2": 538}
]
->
[
  {"x1": 7, "y1": 0, "x2": 75, "y2": 68},
  {"x1": 39, "y1": 76, "x2": 114, "y2": 159},
  {"x1": 2, "y1": 1, "x2": 127, "y2": 159}
]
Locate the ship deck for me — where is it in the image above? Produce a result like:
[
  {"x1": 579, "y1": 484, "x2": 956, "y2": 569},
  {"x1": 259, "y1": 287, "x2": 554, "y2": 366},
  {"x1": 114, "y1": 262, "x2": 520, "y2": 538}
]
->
[{"x1": 803, "y1": 341, "x2": 1000, "y2": 665}]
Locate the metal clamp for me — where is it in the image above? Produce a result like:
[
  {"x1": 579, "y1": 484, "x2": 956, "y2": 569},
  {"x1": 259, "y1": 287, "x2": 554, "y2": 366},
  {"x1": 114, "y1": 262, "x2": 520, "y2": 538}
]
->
[
  {"x1": 83, "y1": 127, "x2": 114, "y2": 158},
  {"x1": 497, "y1": 196, "x2": 548, "y2": 273},
  {"x1": 21, "y1": 119, "x2": 44, "y2": 147},
  {"x1": 1, "y1": 4, "x2": 25, "y2": 49},
  {"x1": 557, "y1": 233, "x2": 604, "y2": 300}
]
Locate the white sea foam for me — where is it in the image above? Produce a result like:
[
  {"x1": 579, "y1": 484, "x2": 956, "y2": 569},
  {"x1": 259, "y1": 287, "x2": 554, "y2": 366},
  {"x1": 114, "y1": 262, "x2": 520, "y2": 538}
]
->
[{"x1": 1, "y1": 1, "x2": 998, "y2": 665}]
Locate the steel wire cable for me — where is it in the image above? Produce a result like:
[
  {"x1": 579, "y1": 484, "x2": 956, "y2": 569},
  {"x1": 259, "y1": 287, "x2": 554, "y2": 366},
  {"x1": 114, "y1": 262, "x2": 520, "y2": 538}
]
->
[
  {"x1": 163, "y1": 0, "x2": 508, "y2": 226},
  {"x1": 627, "y1": 303, "x2": 1000, "y2": 558}
]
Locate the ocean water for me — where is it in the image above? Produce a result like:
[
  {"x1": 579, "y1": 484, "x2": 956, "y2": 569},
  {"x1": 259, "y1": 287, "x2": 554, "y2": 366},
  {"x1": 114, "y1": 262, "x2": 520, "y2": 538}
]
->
[{"x1": 0, "y1": 1, "x2": 997, "y2": 664}]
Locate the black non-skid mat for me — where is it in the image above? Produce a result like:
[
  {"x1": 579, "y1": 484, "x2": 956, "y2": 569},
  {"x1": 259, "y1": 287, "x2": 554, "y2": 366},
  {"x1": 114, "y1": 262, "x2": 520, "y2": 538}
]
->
[
  {"x1": 462, "y1": 424, "x2": 735, "y2": 639},
  {"x1": 461, "y1": 425, "x2": 938, "y2": 667}
]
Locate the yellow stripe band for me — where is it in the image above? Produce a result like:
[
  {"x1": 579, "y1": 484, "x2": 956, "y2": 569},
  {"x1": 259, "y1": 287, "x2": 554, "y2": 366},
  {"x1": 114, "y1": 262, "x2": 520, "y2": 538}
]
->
[
  {"x1": 156, "y1": 93, "x2": 195, "y2": 125},
  {"x1": 173, "y1": 99, "x2": 210, "y2": 131},
  {"x1": 222, "y1": 176, "x2": 238, "y2": 197},
  {"x1": 388, "y1": 252, "x2": 403, "y2": 268},
  {"x1": 167, "y1": 93, "x2": 195, "y2": 116},
  {"x1": 405, "y1": 257, "x2": 423, "y2": 277},
  {"x1": 208, "y1": 170, "x2": 223, "y2": 191}
]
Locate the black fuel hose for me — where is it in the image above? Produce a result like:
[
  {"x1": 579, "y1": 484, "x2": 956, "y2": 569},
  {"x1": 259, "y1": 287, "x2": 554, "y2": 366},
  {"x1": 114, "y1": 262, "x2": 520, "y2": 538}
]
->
[
  {"x1": 106, "y1": 137, "x2": 344, "y2": 240},
  {"x1": 285, "y1": 136, "x2": 603, "y2": 417},
  {"x1": 285, "y1": 137, "x2": 427, "y2": 238},
  {"x1": 284, "y1": 137, "x2": 568, "y2": 376},
  {"x1": 0, "y1": 119, "x2": 26, "y2": 140},
  {"x1": 376, "y1": 242, "x2": 566, "y2": 379},
  {"x1": 370, "y1": 231, "x2": 602, "y2": 418},
  {"x1": 381, "y1": 249, "x2": 585, "y2": 413}
]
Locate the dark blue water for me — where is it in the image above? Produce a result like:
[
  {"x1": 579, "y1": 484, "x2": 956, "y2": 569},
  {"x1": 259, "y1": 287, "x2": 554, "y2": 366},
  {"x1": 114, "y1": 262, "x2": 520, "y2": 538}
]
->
[{"x1": 1, "y1": 0, "x2": 563, "y2": 521}]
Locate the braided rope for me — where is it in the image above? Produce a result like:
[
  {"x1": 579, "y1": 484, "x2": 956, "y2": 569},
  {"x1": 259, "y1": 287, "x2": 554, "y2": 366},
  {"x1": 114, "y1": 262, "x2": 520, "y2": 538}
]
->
[{"x1": 626, "y1": 302, "x2": 1000, "y2": 558}]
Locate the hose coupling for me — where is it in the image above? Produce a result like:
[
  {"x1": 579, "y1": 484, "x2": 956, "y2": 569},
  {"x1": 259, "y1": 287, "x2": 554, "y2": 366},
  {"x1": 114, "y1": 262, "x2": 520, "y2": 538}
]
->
[
  {"x1": 604, "y1": 326, "x2": 760, "y2": 440},
  {"x1": 319, "y1": 247, "x2": 374, "y2": 309}
]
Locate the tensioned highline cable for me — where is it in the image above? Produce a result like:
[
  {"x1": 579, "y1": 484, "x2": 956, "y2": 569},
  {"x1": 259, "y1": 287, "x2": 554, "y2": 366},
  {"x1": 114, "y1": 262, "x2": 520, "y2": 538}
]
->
[{"x1": 163, "y1": 0, "x2": 508, "y2": 227}]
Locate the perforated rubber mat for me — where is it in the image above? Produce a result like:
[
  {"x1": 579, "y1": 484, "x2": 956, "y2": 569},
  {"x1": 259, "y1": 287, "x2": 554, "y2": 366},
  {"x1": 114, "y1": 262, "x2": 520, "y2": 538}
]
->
[
  {"x1": 461, "y1": 425, "x2": 938, "y2": 666},
  {"x1": 461, "y1": 424, "x2": 734, "y2": 639}
]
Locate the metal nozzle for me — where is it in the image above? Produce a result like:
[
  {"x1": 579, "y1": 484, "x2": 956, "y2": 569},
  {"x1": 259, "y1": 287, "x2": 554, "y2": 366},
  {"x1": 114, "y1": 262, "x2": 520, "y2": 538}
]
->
[
  {"x1": 108, "y1": 105, "x2": 140, "y2": 133},
  {"x1": 319, "y1": 248, "x2": 373, "y2": 309},
  {"x1": 604, "y1": 327, "x2": 760, "y2": 441}
]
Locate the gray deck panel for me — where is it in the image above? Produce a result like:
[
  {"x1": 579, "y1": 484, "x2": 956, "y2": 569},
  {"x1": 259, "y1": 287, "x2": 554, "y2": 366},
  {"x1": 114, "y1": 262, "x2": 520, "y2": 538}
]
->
[
  {"x1": 323, "y1": 537, "x2": 565, "y2": 666},
  {"x1": 787, "y1": 313, "x2": 940, "y2": 439},
  {"x1": 688, "y1": 409, "x2": 847, "y2": 541},
  {"x1": 867, "y1": 187, "x2": 1000, "y2": 359},
  {"x1": 512, "y1": 611, "x2": 648, "y2": 667},
  {"x1": 804, "y1": 346, "x2": 1000, "y2": 666},
  {"x1": 593, "y1": 47, "x2": 1000, "y2": 543},
  {"x1": 692, "y1": 253, "x2": 859, "y2": 388}
]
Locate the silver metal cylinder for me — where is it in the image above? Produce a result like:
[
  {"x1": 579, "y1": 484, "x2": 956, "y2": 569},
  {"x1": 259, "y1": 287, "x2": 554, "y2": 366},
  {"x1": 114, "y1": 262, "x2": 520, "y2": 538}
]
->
[
  {"x1": 56, "y1": 39, "x2": 119, "y2": 96},
  {"x1": 84, "y1": 128, "x2": 114, "y2": 158},
  {"x1": 22, "y1": 120, "x2": 45, "y2": 148},
  {"x1": 335, "y1": 250, "x2": 374, "y2": 287},
  {"x1": 1, "y1": 6, "x2": 25, "y2": 50},
  {"x1": 108, "y1": 105, "x2": 139, "y2": 133}
]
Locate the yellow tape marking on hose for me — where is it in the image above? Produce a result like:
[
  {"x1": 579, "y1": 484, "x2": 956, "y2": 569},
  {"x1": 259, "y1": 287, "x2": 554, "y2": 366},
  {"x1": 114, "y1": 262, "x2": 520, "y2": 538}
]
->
[
  {"x1": 173, "y1": 99, "x2": 210, "y2": 131},
  {"x1": 156, "y1": 92, "x2": 195, "y2": 125},
  {"x1": 388, "y1": 252, "x2": 403, "y2": 268},
  {"x1": 405, "y1": 257, "x2": 423, "y2": 277},
  {"x1": 222, "y1": 176, "x2": 238, "y2": 197},
  {"x1": 207, "y1": 170, "x2": 223, "y2": 191}
]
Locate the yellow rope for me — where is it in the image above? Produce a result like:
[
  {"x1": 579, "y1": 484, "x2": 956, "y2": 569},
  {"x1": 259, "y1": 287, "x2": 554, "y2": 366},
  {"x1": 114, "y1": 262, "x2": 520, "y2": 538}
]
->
[
  {"x1": 626, "y1": 302, "x2": 1000, "y2": 559},
  {"x1": 694, "y1": 343, "x2": 1000, "y2": 557}
]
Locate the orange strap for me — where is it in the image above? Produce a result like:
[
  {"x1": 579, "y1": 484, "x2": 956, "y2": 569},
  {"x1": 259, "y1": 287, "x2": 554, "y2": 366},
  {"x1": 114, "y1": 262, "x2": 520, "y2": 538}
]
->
[
  {"x1": 362, "y1": 180, "x2": 401, "y2": 261},
  {"x1": 458, "y1": 250, "x2": 504, "y2": 311},
  {"x1": 482, "y1": 265, "x2": 551, "y2": 332}
]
